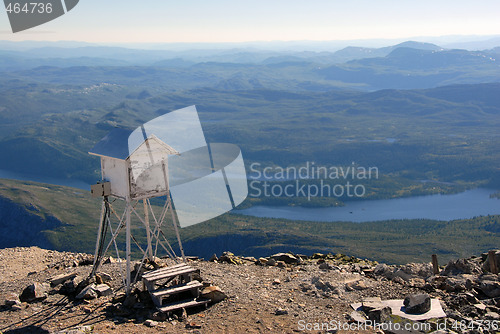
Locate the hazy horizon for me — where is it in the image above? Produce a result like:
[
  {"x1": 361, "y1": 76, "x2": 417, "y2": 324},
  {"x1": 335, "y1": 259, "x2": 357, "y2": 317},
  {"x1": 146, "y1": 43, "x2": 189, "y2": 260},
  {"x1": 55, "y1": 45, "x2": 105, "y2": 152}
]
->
[
  {"x1": 1, "y1": 1, "x2": 500, "y2": 46},
  {"x1": 1, "y1": 34, "x2": 500, "y2": 52}
]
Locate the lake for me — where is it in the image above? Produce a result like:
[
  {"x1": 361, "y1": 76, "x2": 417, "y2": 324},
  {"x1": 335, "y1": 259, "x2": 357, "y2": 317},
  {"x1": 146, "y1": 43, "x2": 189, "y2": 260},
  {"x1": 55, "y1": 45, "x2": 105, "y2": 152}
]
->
[
  {"x1": 0, "y1": 169, "x2": 90, "y2": 191},
  {"x1": 1, "y1": 169, "x2": 499, "y2": 223},
  {"x1": 236, "y1": 188, "x2": 500, "y2": 222}
]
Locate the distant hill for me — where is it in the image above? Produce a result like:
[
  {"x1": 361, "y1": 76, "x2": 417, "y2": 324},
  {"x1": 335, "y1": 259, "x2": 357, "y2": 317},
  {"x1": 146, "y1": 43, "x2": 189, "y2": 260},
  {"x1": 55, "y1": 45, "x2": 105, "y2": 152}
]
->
[
  {"x1": 2, "y1": 41, "x2": 498, "y2": 91},
  {"x1": 0, "y1": 81, "x2": 499, "y2": 188},
  {"x1": 319, "y1": 47, "x2": 500, "y2": 90},
  {"x1": 388, "y1": 41, "x2": 442, "y2": 51},
  {"x1": 332, "y1": 41, "x2": 442, "y2": 63},
  {"x1": 443, "y1": 36, "x2": 500, "y2": 50}
]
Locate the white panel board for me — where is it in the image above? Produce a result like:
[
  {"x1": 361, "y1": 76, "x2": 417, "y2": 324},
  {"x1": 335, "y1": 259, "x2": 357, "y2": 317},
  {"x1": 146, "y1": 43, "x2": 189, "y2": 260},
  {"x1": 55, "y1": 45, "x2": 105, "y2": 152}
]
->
[
  {"x1": 128, "y1": 137, "x2": 172, "y2": 199},
  {"x1": 101, "y1": 157, "x2": 129, "y2": 198}
]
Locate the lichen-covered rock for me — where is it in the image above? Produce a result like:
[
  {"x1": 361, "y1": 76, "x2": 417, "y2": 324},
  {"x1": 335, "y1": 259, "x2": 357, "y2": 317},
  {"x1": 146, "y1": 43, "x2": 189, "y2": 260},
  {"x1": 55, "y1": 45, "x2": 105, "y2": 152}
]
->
[
  {"x1": 443, "y1": 258, "x2": 482, "y2": 276},
  {"x1": 270, "y1": 253, "x2": 300, "y2": 264},
  {"x1": 403, "y1": 294, "x2": 431, "y2": 314},
  {"x1": 367, "y1": 306, "x2": 392, "y2": 322}
]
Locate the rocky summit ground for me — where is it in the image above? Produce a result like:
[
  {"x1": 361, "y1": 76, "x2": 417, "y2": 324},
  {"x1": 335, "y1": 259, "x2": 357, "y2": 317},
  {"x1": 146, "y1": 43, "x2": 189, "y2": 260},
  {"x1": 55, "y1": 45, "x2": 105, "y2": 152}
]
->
[{"x1": 1, "y1": 247, "x2": 500, "y2": 334}]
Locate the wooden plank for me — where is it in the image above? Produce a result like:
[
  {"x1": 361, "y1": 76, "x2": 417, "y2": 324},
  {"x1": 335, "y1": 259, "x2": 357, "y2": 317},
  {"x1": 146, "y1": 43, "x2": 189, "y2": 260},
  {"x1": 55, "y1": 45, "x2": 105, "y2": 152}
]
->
[
  {"x1": 142, "y1": 264, "x2": 191, "y2": 279},
  {"x1": 142, "y1": 263, "x2": 189, "y2": 279},
  {"x1": 432, "y1": 254, "x2": 439, "y2": 274},
  {"x1": 151, "y1": 281, "x2": 202, "y2": 299},
  {"x1": 143, "y1": 266, "x2": 196, "y2": 283},
  {"x1": 489, "y1": 250, "x2": 498, "y2": 274},
  {"x1": 158, "y1": 298, "x2": 210, "y2": 313}
]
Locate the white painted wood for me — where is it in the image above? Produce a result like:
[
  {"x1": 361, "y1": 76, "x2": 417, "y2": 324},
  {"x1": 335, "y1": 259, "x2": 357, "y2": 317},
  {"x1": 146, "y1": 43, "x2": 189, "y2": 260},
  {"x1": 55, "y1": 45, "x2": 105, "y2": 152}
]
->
[{"x1": 101, "y1": 157, "x2": 130, "y2": 198}]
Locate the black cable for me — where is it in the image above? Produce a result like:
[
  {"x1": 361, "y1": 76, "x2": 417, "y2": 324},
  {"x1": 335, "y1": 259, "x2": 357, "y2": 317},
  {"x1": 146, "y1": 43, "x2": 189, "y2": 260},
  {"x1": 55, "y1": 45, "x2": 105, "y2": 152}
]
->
[{"x1": 88, "y1": 197, "x2": 110, "y2": 280}]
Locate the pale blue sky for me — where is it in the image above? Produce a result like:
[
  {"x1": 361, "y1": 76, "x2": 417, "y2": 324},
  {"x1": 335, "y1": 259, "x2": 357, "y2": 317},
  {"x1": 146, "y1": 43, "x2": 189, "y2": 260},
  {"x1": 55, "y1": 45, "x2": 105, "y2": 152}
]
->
[{"x1": 1, "y1": 0, "x2": 499, "y2": 43}]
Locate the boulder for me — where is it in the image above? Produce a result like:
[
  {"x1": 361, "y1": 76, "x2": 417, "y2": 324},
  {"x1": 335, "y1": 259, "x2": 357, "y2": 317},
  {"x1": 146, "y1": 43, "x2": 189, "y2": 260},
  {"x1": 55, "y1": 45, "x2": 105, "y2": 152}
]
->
[
  {"x1": 132, "y1": 262, "x2": 146, "y2": 276},
  {"x1": 461, "y1": 304, "x2": 485, "y2": 318},
  {"x1": 443, "y1": 277, "x2": 468, "y2": 292},
  {"x1": 109, "y1": 303, "x2": 132, "y2": 316},
  {"x1": 76, "y1": 284, "x2": 97, "y2": 300},
  {"x1": 362, "y1": 300, "x2": 385, "y2": 312},
  {"x1": 319, "y1": 262, "x2": 332, "y2": 270},
  {"x1": 95, "y1": 274, "x2": 104, "y2": 285},
  {"x1": 5, "y1": 292, "x2": 20, "y2": 306},
  {"x1": 266, "y1": 258, "x2": 277, "y2": 266},
  {"x1": 123, "y1": 293, "x2": 138, "y2": 308},
  {"x1": 367, "y1": 306, "x2": 392, "y2": 322},
  {"x1": 104, "y1": 256, "x2": 118, "y2": 264},
  {"x1": 398, "y1": 262, "x2": 434, "y2": 278},
  {"x1": 20, "y1": 282, "x2": 49, "y2": 302},
  {"x1": 97, "y1": 272, "x2": 112, "y2": 283},
  {"x1": 219, "y1": 252, "x2": 243, "y2": 265},
  {"x1": 450, "y1": 292, "x2": 480, "y2": 308},
  {"x1": 11, "y1": 303, "x2": 22, "y2": 311},
  {"x1": 408, "y1": 277, "x2": 426, "y2": 288},
  {"x1": 443, "y1": 258, "x2": 482, "y2": 276},
  {"x1": 479, "y1": 280, "x2": 500, "y2": 298},
  {"x1": 392, "y1": 276, "x2": 406, "y2": 285},
  {"x1": 403, "y1": 294, "x2": 431, "y2": 314},
  {"x1": 349, "y1": 311, "x2": 367, "y2": 323},
  {"x1": 374, "y1": 263, "x2": 394, "y2": 278},
  {"x1": 209, "y1": 254, "x2": 218, "y2": 262},
  {"x1": 149, "y1": 311, "x2": 168, "y2": 321},
  {"x1": 201, "y1": 286, "x2": 227, "y2": 303},
  {"x1": 485, "y1": 311, "x2": 500, "y2": 320},
  {"x1": 274, "y1": 307, "x2": 288, "y2": 315},
  {"x1": 112, "y1": 292, "x2": 126, "y2": 304},
  {"x1": 299, "y1": 282, "x2": 312, "y2": 292},
  {"x1": 63, "y1": 275, "x2": 83, "y2": 294},
  {"x1": 50, "y1": 272, "x2": 78, "y2": 286},
  {"x1": 474, "y1": 303, "x2": 487, "y2": 311},
  {"x1": 351, "y1": 280, "x2": 368, "y2": 290},
  {"x1": 312, "y1": 253, "x2": 325, "y2": 259},
  {"x1": 482, "y1": 250, "x2": 500, "y2": 273},
  {"x1": 313, "y1": 279, "x2": 328, "y2": 291},
  {"x1": 393, "y1": 269, "x2": 413, "y2": 282},
  {"x1": 94, "y1": 284, "x2": 113, "y2": 297},
  {"x1": 144, "y1": 320, "x2": 158, "y2": 327},
  {"x1": 276, "y1": 261, "x2": 286, "y2": 268}
]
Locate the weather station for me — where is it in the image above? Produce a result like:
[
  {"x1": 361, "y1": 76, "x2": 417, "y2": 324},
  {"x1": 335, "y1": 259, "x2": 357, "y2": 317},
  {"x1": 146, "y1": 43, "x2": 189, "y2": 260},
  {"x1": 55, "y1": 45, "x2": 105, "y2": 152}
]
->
[{"x1": 87, "y1": 105, "x2": 248, "y2": 313}]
